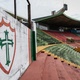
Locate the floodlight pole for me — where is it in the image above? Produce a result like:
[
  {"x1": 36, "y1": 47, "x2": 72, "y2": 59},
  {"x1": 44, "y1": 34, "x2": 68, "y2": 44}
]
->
[
  {"x1": 14, "y1": 0, "x2": 17, "y2": 19},
  {"x1": 26, "y1": 0, "x2": 31, "y2": 29}
]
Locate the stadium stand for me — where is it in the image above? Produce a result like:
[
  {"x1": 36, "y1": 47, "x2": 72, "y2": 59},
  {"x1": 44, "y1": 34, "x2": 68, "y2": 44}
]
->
[
  {"x1": 45, "y1": 44, "x2": 80, "y2": 66},
  {"x1": 43, "y1": 30, "x2": 67, "y2": 42},
  {"x1": 44, "y1": 30, "x2": 80, "y2": 43},
  {"x1": 20, "y1": 5, "x2": 80, "y2": 80},
  {"x1": 37, "y1": 28, "x2": 61, "y2": 46},
  {"x1": 20, "y1": 52, "x2": 80, "y2": 80}
]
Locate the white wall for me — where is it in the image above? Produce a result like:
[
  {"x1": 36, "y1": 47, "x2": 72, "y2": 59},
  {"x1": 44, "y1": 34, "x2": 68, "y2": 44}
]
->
[{"x1": 0, "y1": 7, "x2": 31, "y2": 80}]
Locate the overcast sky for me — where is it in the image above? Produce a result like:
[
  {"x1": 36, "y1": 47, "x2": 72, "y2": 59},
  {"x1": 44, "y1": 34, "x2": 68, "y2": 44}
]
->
[{"x1": 0, "y1": 0, "x2": 80, "y2": 20}]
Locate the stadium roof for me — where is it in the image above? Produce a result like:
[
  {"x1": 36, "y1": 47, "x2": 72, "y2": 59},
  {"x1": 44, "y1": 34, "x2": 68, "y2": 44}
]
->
[{"x1": 33, "y1": 11, "x2": 80, "y2": 28}]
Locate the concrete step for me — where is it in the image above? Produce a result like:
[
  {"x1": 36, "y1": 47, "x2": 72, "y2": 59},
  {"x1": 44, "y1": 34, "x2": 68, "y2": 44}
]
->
[
  {"x1": 42, "y1": 56, "x2": 59, "y2": 80},
  {"x1": 55, "y1": 59, "x2": 72, "y2": 80},
  {"x1": 19, "y1": 53, "x2": 80, "y2": 80},
  {"x1": 63, "y1": 62, "x2": 80, "y2": 80},
  {"x1": 19, "y1": 53, "x2": 47, "y2": 80}
]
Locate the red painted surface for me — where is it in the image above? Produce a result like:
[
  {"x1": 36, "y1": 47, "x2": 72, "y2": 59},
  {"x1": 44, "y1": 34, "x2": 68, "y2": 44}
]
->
[
  {"x1": 42, "y1": 56, "x2": 59, "y2": 80},
  {"x1": 19, "y1": 53, "x2": 80, "y2": 80},
  {"x1": 55, "y1": 59, "x2": 71, "y2": 80},
  {"x1": 19, "y1": 53, "x2": 47, "y2": 80},
  {"x1": 43, "y1": 30, "x2": 80, "y2": 48},
  {"x1": 63, "y1": 62, "x2": 80, "y2": 80}
]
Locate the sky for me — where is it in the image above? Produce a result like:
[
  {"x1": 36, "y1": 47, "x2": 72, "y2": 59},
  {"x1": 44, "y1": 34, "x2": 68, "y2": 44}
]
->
[{"x1": 0, "y1": 0, "x2": 80, "y2": 20}]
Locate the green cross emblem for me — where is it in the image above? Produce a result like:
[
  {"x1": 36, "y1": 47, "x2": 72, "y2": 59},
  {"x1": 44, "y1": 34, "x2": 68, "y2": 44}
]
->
[{"x1": 0, "y1": 30, "x2": 14, "y2": 66}]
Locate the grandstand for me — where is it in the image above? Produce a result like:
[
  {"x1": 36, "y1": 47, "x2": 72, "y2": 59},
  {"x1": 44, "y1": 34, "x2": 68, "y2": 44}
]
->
[
  {"x1": 45, "y1": 44, "x2": 80, "y2": 66},
  {"x1": 20, "y1": 5, "x2": 80, "y2": 80},
  {"x1": 33, "y1": 5, "x2": 80, "y2": 49},
  {"x1": 37, "y1": 28, "x2": 61, "y2": 46},
  {"x1": 33, "y1": 5, "x2": 80, "y2": 66}
]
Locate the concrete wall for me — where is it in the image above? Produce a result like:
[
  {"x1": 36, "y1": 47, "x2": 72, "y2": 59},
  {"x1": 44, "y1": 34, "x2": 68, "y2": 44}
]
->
[{"x1": 0, "y1": 7, "x2": 31, "y2": 80}]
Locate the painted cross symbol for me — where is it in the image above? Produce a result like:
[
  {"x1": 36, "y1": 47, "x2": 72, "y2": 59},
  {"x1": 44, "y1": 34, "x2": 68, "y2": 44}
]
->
[{"x1": 0, "y1": 30, "x2": 14, "y2": 66}]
